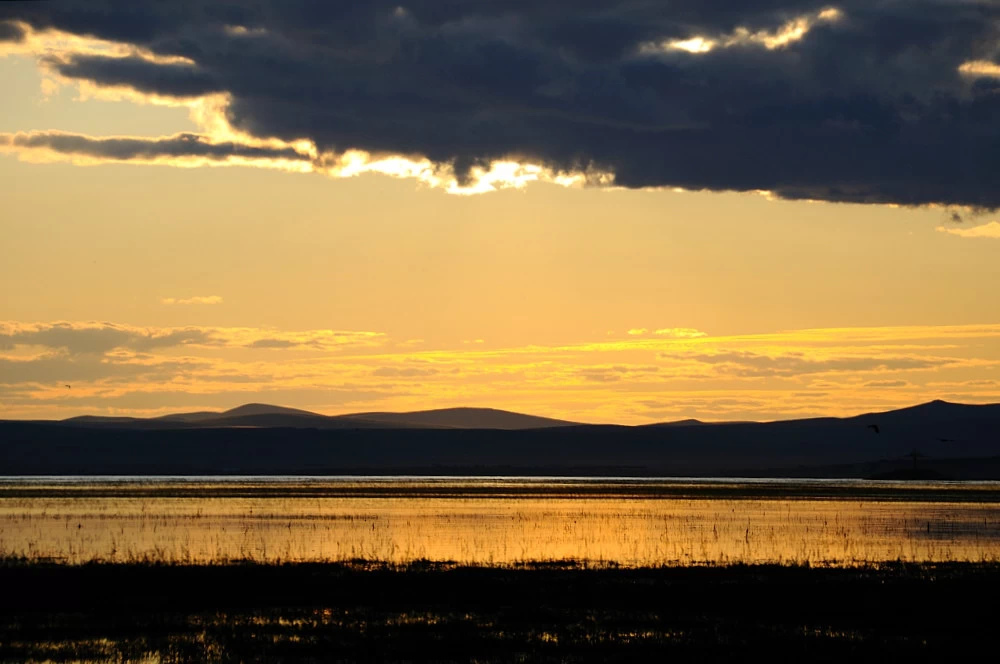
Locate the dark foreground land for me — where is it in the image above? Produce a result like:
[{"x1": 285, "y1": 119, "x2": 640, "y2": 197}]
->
[{"x1": 2, "y1": 562, "x2": 998, "y2": 662}]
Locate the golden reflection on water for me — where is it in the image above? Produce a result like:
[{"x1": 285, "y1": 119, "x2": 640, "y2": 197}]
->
[{"x1": 2, "y1": 478, "x2": 1000, "y2": 566}]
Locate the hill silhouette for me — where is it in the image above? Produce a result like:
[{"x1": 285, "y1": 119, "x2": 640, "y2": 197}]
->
[
  {"x1": 339, "y1": 407, "x2": 576, "y2": 430},
  {"x1": 155, "y1": 403, "x2": 321, "y2": 424},
  {"x1": 643, "y1": 418, "x2": 706, "y2": 427},
  {"x1": 5, "y1": 400, "x2": 1000, "y2": 477},
  {"x1": 55, "y1": 404, "x2": 580, "y2": 430}
]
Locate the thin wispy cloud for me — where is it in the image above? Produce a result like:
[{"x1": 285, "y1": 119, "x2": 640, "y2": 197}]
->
[
  {"x1": 1, "y1": 131, "x2": 312, "y2": 172},
  {"x1": 628, "y1": 328, "x2": 708, "y2": 338},
  {"x1": 161, "y1": 295, "x2": 224, "y2": 306},
  {"x1": 936, "y1": 221, "x2": 1000, "y2": 239},
  {"x1": 683, "y1": 351, "x2": 954, "y2": 378},
  {"x1": 0, "y1": 321, "x2": 386, "y2": 356}
]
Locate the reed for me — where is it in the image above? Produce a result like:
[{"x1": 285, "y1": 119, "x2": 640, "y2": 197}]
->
[{"x1": 2, "y1": 478, "x2": 999, "y2": 567}]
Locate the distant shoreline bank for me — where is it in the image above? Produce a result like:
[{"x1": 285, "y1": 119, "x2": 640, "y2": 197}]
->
[{"x1": 2, "y1": 475, "x2": 999, "y2": 499}]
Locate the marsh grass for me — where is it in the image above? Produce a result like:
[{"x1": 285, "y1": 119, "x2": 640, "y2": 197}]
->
[{"x1": 2, "y1": 478, "x2": 1000, "y2": 566}]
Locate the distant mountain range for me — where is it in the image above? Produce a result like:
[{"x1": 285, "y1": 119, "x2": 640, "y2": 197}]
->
[
  {"x1": 3, "y1": 400, "x2": 1000, "y2": 478},
  {"x1": 61, "y1": 403, "x2": 577, "y2": 430}
]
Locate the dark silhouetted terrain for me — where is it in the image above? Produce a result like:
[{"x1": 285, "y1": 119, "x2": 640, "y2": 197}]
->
[
  {"x1": 341, "y1": 407, "x2": 576, "y2": 429},
  {"x1": 3, "y1": 400, "x2": 1000, "y2": 477},
  {"x1": 59, "y1": 404, "x2": 578, "y2": 430},
  {"x1": 1, "y1": 561, "x2": 998, "y2": 663}
]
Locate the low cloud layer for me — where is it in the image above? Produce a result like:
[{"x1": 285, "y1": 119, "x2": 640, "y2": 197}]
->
[
  {"x1": 2, "y1": 1, "x2": 998, "y2": 206},
  {"x1": 0, "y1": 321, "x2": 385, "y2": 356},
  {"x1": 0, "y1": 131, "x2": 311, "y2": 167},
  {"x1": 0, "y1": 322, "x2": 211, "y2": 356},
  {"x1": 2, "y1": 320, "x2": 998, "y2": 423},
  {"x1": 684, "y1": 351, "x2": 952, "y2": 377}
]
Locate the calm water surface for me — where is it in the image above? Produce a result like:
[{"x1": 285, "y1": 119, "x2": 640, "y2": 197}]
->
[{"x1": 3, "y1": 476, "x2": 1000, "y2": 566}]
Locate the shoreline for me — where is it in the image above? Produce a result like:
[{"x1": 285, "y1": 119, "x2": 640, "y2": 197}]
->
[{"x1": 3, "y1": 475, "x2": 1000, "y2": 502}]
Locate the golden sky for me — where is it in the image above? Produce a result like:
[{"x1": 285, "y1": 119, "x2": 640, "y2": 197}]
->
[{"x1": 2, "y1": 24, "x2": 998, "y2": 423}]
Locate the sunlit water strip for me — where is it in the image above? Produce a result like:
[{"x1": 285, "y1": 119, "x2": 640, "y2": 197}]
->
[{"x1": 2, "y1": 476, "x2": 999, "y2": 566}]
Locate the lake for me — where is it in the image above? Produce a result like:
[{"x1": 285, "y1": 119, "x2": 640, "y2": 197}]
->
[{"x1": 2, "y1": 476, "x2": 1000, "y2": 566}]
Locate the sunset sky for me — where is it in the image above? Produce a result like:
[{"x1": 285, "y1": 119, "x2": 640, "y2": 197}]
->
[{"x1": 1, "y1": 1, "x2": 998, "y2": 423}]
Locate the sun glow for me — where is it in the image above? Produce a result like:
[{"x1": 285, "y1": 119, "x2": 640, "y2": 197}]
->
[
  {"x1": 959, "y1": 60, "x2": 1000, "y2": 78},
  {"x1": 648, "y1": 6, "x2": 843, "y2": 55}
]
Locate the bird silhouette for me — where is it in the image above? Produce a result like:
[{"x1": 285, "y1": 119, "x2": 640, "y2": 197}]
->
[
  {"x1": 866, "y1": 424, "x2": 880, "y2": 434},
  {"x1": 65, "y1": 384, "x2": 71, "y2": 389}
]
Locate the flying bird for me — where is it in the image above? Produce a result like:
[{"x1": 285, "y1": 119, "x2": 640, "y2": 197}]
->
[
  {"x1": 866, "y1": 424, "x2": 880, "y2": 434},
  {"x1": 65, "y1": 384, "x2": 71, "y2": 389}
]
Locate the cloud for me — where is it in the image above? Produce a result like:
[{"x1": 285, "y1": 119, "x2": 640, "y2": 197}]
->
[
  {"x1": 653, "y1": 6, "x2": 843, "y2": 54},
  {"x1": 959, "y1": 60, "x2": 1000, "y2": 78},
  {"x1": 0, "y1": 321, "x2": 385, "y2": 355},
  {"x1": 936, "y1": 221, "x2": 1000, "y2": 239},
  {"x1": 372, "y1": 366, "x2": 439, "y2": 378},
  {"x1": 0, "y1": 356, "x2": 207, "y2": 386},
  {"x1": 0, "y1": 20, "x2": 24, "y2": 43},
  {"x1": 577, "y1": 365, "x2": 660, "y2": 383},
  {"x1": 0, "y1": 322, "x2": 212, "y2": 355},
  {"x1": 161, "y1": 295, "x2": 223, "y2": 305},
  {"x1": 0, "y1": 131, "x2": 313, "y2": 169},
  {"x1": 654, "y1": 328, "x2": 706, "y2": 338},
  {"x1": 3, "y1": 2, "x2": 1000, "y2": 206},
  {"x1": 863, "y1": 380, "x2": 910, "y2": 388},
  {"x1": 232, "y1": 329, "x2": 386, "y2": 350},
  {"x1": 682, "y1": 351, "x2": 952, "y2": 377},
  {"x1": 623, "y1": 327, "x2": 706, "y2": 339},
  {"x1": 47, "y1": 53, "x2": 224, "y2": 98},
  {"x1": 247, "y1": 339, "x2": 298, "y2": 349}
]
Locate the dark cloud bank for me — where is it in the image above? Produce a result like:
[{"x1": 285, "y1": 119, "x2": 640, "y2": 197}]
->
[
  {"x1": 4, "y1": 1, "x2": 999, "y2": 206},
  {"x1": 0, "y1": 20, "x2": 25, "y2": 43}
]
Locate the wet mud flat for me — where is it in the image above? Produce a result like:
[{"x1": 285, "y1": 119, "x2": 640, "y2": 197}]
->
[{"x1": 2, "y1": 561, "x2": 998, "y2": 663}]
